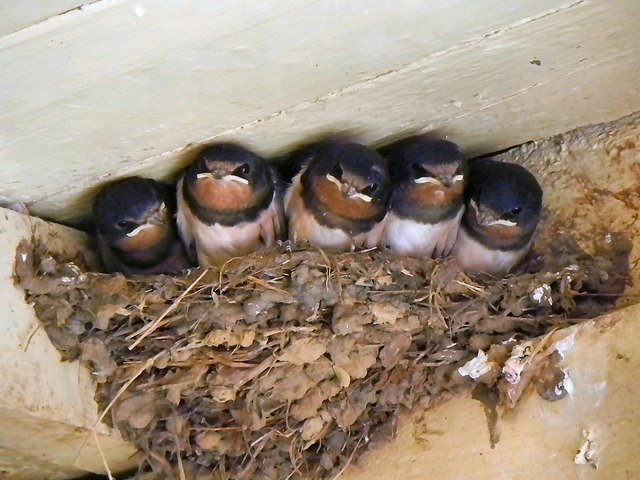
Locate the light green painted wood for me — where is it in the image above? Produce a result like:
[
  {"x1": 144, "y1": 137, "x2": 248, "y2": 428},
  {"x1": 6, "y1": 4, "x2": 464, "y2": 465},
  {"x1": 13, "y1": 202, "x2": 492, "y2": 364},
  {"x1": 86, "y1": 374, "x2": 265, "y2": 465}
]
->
[{"x1": 2, "y1": 1, "x2": 638, "y2": 223}]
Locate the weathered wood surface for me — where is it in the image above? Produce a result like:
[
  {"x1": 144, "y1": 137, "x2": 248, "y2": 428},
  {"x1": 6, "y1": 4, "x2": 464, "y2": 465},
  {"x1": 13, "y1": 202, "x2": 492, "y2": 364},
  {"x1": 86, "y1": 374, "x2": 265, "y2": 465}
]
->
[
  {"x1": 0, "y1": 207, "x2": 136, "y2": 479},
  {"x1": 0, "y1": 1, "x2": 91, "y2": 37},
  {"x1": 1, "y1": 0, "x2": 639, "y2": 223}
]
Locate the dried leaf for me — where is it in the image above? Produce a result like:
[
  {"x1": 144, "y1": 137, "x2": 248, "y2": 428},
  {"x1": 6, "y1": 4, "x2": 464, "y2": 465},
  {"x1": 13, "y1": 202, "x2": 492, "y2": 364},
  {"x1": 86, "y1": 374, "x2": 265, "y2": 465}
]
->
[
  {"x1": 81, "y1": 338, "x2": 117, "y2": 381},
  {"x1": 114, "y1": 393, "x2": 157, "y2": 429},
  {"x1": 203, "y1": 329, "x2": 255, "y2": 347},
  {"x1": 379, "y1": 334, "x2": 412, "y2": 370},
  {"x1": 196, "y1": 432, "x2": 222, "y2": 450},
  {"x1": 278, "y1": 337, "x2": 327, "y2": 365},
  {"x1": 210, "y1": 386, "x2": 236, "y2": 403},
  {"x1": 370, "y1": 303, "x2": 403, "y2": 325},
  {"x1": 301, "y1": 415, "x2": 326, "y2": 442},
  {"x1": 333, "y1": 365, "x2": 350, "y2": 388}
]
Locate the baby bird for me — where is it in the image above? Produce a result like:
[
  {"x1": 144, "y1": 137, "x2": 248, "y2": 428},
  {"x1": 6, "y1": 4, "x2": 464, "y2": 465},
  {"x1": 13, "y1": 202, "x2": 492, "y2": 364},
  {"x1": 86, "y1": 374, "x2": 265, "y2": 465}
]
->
[
  {"x1": 93, "y1": 177, "x2": 192, "y2": 275},
  {"x1": 378, "y1": 137, "x2": 466, "y2": 258},
  {"x1": 452, "y1": 158, "x2": 543, "y2": 276},
  {"x1": 284, "y1": 140, "x2": 391, "y2": 251},
  {"x1": 176, "y1": 143, "x2": 284, "y2": 267}
]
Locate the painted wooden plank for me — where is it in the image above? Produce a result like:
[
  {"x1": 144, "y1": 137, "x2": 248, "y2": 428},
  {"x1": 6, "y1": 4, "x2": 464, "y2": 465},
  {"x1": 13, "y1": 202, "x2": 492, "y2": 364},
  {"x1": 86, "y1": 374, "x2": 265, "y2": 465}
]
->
[
  {"x1": 33, "y1": 0, "x2": 640, "y2": 223},
  {"x1": 0, "y1": 207, "x2": 136, "y2": 478},
  {"x1": 0, "y1": 1, "x2": 93, "y2": 37},
  {"x1": 0, "y1": 0, "x2": 617, "y2": 223}
]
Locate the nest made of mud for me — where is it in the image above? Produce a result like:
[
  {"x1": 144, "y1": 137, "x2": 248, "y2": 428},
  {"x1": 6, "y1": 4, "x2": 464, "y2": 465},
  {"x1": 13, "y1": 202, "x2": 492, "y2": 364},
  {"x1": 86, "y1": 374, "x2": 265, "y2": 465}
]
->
[{"x1": 15, "y1": 234, "x2": 630, "y2": 480}]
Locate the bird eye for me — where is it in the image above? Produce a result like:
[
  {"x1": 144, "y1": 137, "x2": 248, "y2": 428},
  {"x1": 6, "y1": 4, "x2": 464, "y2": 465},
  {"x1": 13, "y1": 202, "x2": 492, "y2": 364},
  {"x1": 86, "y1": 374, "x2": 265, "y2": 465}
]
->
[
  {"x1": 503, "y1": 207, "x2": 522, "y2": 220},
  {"x1": 116, "y1": 220, "x2": 134, "y2": 231},
  {"x1": 330, "y1": 162, "x2": 343, "y2": 180},
  {"x1": 362, "y1": 183, "x2": 379, "y2": 195},
  {"x1": 411, "y1": 162, "x2": 427, "y2": 177},
  {"x1": 233, "y1": 163, "x2": 251, "y2": 176}
]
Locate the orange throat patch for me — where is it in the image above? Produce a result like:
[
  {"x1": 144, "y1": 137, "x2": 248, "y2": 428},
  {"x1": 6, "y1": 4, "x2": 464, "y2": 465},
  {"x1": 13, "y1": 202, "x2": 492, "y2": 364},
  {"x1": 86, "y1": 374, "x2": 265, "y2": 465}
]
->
[
  {"x1": 191, "y1": 177, "x2": 254, "y2": 211},
  {"x1": 406, "y1": 181, "x2": 464, "y2": 207},
  {"x1": 478, "y1": 222, "x2": 524, "y2": 241},
  {"x1": 117, "y1": 224, "x2": 168, "y2": 253},
  {"x1": 311, "y1": 176, "x2": 378, "y2": 220}
]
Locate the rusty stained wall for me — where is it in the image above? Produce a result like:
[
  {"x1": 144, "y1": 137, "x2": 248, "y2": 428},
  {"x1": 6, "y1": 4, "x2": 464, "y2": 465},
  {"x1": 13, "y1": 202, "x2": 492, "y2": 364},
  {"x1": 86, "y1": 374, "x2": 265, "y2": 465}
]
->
[{"x1": 498, "y1": 112, "x2": 640, "y2": 299}]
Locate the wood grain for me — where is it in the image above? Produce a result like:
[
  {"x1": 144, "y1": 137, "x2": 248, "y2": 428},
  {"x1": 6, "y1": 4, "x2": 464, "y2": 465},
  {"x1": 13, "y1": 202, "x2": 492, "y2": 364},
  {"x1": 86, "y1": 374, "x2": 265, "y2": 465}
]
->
[{"x1": 1, "y1": 1, "x2": 638, "y2": 222}]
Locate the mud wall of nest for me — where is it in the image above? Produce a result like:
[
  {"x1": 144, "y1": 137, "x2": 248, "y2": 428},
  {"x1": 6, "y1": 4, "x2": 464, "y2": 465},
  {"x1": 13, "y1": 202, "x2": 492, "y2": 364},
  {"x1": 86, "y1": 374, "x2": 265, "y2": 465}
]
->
[
  {"x1": 16, "y1": 238, "x2": 628, "y2": 480},
  {"x1": 14, "y1": 112, "x2": 640, "y2": 480},
  {"x1": 501, "y1": 112, "x2": 640, "y2": 299}
]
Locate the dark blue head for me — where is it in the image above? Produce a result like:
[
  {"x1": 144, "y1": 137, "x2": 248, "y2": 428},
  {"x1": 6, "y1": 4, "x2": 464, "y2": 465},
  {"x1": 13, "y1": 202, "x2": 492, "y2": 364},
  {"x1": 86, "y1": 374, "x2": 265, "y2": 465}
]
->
[
  {"x1": 185, "y1": 143, "x2": 272, "y2": 188},
  {"x1": 467, "y1": 159, "x2": 542, "y2": 223},
  {"x1": 380, "y1": 137, "x2": 466, "y2": 221},
  {"x1": 304, "y1": 140, "x2": 391, "y2": 203},
  {"x1": 182, "y1": 143, "x2": 276, "y2": 226},
  {"x1": 464, "y1": 158, "x2": 542, "y2": 248},
  {"x1": 384, "y1": 137, "x2": 465, "y2": 185},
  {"x1": 93, "y1": 177, "x2": 172, "y2": 243}
]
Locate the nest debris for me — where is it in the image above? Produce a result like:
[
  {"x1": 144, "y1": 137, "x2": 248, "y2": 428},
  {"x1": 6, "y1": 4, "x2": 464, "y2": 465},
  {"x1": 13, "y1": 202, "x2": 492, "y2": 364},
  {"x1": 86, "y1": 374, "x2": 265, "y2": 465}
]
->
[{"x1": 15, "y1": 234, "x2": 630, "y2": 480}]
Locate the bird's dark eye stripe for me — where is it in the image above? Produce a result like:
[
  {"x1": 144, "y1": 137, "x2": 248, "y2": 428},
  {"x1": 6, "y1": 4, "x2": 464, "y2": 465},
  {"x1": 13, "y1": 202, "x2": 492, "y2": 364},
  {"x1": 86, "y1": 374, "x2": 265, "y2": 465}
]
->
[
  {"x1": 116, "y1": 220, "x2": 136, "y2": 230},
  {"x1": 505, "y1": 207, "x2": 522, "y2": 217},
  {"x1": 363, "y1": 183, "x2": 379, "y2": 194},
  {"x1": 233, "y1": 163, "x2": 251, "y2": 176},
  {"x1": 410, "y1": 162, "x2": 431, "y2": 178},
  {"x1": 501, "y1": 206, "x2": 523, "y2": 220}
]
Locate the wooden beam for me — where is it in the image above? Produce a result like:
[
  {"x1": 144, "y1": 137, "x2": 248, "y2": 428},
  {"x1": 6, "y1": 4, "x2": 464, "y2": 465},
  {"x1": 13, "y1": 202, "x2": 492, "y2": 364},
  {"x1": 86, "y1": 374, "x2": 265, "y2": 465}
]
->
[
  {"x1": 0, "y1": 0, "x2": 638, "y2": 223},
  {"x1": 0, "y1": 1, "x2": 91, "y2": 37},
  {"x1": 0, "y1": 208, "x2": 136, "y2": 479}
]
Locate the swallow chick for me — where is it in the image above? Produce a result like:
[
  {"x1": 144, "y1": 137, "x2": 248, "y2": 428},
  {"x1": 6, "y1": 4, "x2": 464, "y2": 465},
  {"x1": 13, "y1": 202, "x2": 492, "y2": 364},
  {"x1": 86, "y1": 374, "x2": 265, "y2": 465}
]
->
[
  {"x1": 93, "y1": 177, "x2": 192, "y2": 276},
  {"x1": 176, "y1": 143, "x2": 284, "y2": 267},
  {"x1": 284, "y1": 140, "x2": 391, "y2": 251},
  {"x1": 378, "y1": 137, "x2": 466, "y2": 258},
  {"x1": 452, "y1": 158, "x2": 543, "y2": 276}
]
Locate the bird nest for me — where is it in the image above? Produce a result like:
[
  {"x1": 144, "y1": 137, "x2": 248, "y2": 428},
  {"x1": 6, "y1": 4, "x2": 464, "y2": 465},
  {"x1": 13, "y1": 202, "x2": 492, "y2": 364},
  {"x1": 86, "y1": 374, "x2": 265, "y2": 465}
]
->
[{"x1": 15, "y1": 233, "x2": 630, "y2": 480}]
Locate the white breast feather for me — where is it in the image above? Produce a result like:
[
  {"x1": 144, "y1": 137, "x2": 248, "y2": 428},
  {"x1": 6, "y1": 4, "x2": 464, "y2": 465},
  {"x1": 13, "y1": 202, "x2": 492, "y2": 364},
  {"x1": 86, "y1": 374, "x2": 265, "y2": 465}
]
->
[
  {"x1": 452, "y1": 227, "x2": 531, "y2": 275},
  {"x1": 378, "y1": 208, "x2": 463, "y2": 258}
]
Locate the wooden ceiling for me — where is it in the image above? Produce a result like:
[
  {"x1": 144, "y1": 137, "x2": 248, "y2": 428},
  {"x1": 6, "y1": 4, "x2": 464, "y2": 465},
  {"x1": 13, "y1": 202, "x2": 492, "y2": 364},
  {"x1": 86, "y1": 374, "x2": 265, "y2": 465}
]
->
[{"x1": 1, "y1": 0, "x2": 639, "y2": 224}]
